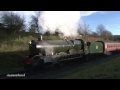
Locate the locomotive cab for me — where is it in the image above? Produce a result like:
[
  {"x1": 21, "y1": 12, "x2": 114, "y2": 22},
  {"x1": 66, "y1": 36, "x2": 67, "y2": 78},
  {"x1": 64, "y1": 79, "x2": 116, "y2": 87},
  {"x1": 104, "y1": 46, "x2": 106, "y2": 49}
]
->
[{"x1": 84, "y1": 41, "x2": 91, "y2": 54}]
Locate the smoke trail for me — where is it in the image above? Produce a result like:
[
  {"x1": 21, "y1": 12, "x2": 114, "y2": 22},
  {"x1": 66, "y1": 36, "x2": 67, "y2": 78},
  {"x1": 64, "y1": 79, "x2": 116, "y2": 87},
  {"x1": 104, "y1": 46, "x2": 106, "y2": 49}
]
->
[{"x1": 38, "y1": 11, "x2": 81, "y2": 37}]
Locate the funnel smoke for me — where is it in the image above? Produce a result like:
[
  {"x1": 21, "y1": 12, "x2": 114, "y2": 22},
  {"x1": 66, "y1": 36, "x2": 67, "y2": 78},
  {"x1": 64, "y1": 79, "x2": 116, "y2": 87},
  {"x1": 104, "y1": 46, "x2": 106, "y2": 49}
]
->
[{"x1": 38, "y1": 11, "x2": 81, "y2": 37}]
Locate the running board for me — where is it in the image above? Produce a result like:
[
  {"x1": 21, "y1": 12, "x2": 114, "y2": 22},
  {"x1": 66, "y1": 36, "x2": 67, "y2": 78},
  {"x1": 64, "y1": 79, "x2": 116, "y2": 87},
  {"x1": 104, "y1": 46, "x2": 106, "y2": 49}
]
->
[{"x1": 60, "y1": 56, "x2": 82, "y2": 61}]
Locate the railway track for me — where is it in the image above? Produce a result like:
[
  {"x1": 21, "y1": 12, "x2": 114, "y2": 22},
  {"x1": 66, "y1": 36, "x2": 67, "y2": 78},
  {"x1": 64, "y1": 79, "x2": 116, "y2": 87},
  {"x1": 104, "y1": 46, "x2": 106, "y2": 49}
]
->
[
  {"x1": 25, "y1": 53, "x2": 120, "y2": 79},
  {"x1": 0, "y1": 55, "x2": 88, "y2": 79},
  {"x1": 0, "y1": 53, "x2": 119, "y2": 79}
]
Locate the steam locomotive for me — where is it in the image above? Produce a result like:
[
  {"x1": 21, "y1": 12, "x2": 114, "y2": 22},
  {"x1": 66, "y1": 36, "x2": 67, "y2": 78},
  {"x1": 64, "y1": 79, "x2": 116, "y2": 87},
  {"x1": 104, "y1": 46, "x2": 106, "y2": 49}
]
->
[{"x1": 21, "y1": 35, "x2": 120, "y2": 71}]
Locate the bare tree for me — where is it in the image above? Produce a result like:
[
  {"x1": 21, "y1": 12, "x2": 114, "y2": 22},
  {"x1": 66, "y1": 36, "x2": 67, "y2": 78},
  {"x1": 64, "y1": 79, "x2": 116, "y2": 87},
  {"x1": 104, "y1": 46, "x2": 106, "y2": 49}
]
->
[
  {"x1": 78, "y1": 24, "x2": 83, "y2": 35},
  {"x1": 102, "y1": 30, "x2": 112, "y2": 40},
  {"x1": 29, "y1": 27, "x2": 36, "y2": 33},
  {"x1": 0, "y1": 11, "x2": 26, "y2": 34},
  {"x1": 96, "y1": 24, "x2": 106, "y2": 36},
  {"x1": 91, "y1": 31, "x2": 99, "y2": 36},
  {"x1": 78, "y1": 23, "x2": 92, "y2": 35},
  {"x1": 96, "y1": 24, "x2": 112, "y2": 40},
  {"x1": 29, "y1": 11, "x2": 40, "y2": 33}
]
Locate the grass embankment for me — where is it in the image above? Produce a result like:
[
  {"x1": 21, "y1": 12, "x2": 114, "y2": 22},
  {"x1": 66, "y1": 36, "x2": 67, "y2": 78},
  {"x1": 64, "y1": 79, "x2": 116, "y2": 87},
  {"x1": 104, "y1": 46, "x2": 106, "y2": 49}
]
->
[
  {"x1": 0, "y1": 33, "x2": 34, "y2": 74},
  {"x1": 0, "y1": 32, "x2": 61, "y2": 74},
  {"x1": 42, "y1": 54, "x2": 120, "y2": 79}
]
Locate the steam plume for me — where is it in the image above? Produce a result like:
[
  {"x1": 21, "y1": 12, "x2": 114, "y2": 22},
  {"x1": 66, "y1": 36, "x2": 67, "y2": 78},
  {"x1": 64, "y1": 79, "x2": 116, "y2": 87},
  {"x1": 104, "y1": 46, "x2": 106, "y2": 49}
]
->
[{"x1": 38, "y1": 11, "x2": 81, "y2": 37}]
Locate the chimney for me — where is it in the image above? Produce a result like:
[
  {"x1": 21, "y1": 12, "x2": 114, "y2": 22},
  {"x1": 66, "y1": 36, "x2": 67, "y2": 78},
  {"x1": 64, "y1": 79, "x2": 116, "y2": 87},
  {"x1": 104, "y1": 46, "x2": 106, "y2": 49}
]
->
[
  {"x1": 41, "y1": 35, "x2": 43, "y2": 41},
  {"x1": 38, "y1": 35, "x2": 43, "y2": 41}
]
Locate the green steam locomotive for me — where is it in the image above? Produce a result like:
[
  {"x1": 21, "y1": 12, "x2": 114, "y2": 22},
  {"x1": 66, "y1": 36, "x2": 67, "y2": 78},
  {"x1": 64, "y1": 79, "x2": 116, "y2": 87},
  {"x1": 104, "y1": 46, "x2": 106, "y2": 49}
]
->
[{"x1": 22, "y1": 35, "x2": 104, "y2": 70}]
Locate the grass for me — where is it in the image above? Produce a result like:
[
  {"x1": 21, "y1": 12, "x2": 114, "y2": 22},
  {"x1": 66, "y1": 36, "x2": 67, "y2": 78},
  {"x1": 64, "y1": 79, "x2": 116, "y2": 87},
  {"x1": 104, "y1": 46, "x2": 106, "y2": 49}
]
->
[
  {"x1": 0, "y1": 32, "x2": 61, "y2": 74},
  {"x1": 0, "y1": 32, "x2": 36, "y2": 74},
  {"x1": 0, "y1": 50, "x2": 29, "y2": 74},
  {"x1": 41, "y1": 54, "x2": 120, "y2": 79}
]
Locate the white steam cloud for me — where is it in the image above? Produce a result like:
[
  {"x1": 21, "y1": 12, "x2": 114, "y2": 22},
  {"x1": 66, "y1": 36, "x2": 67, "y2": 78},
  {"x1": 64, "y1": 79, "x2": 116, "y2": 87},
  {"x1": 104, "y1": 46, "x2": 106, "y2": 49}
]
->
[{"x1": 38, "y1": 11, "x2": 81, "y2": 37}]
